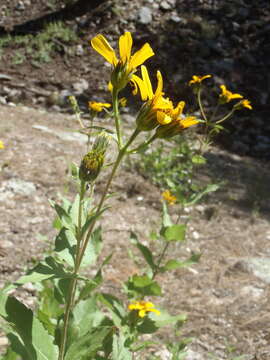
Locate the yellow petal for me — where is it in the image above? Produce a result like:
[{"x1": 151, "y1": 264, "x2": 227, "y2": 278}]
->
[
  {"x1": 91, "y1": 34, "x2": 118, "y2": 65},
  {"x1": 131, "y1": 74, "x2": 149, "y2": 100},
  {"x1": 149, "y1": 308, "x2": 161, "y2": 315},
  {"x1": 138, "y1": 309, "x2": 146, "y2": 318},
  {"x1": 157, "y1": 111, "x2": 172, "y2": 125},
  {"x1": 119, "y1": 32, "x2": 133, "y2": 63},
  {"x1": 154, "y1": 70, "x2": 163, "y2": 100},
  {"x1": 180, "y1": 117, "x2": 198, "y2": 128},
  {"x1": 141, "y1": 65, "x2": 153, "y2": 99},
  {"x1": 130, "y1": 43, "x2": 154, "y2": 70}
]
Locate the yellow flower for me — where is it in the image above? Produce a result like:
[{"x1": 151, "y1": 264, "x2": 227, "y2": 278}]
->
[
  {"x1": 88, "y1": 101, "x2": 111, "y2": 112},
  {"x1": 91, "y1": 32, "x2": 154, "y2": 90},
  {"x1": 219, "y1": 85, "x2": 243, "y2": 103},
  {"x1": 0, "y1": 141, "x2": 4, "y2": 149},
  {"x1": 189, "y1": 74, "x2": 211, "y2": 85},
  {"x1": 234, "y1": 99, "x2": 252, "y2": 110},
  {"x1": 132, "y1": 65, "x2": 173, "y2": 130},
  {"x1": 128, "y1": 301, "x2": 161, "y2": 318},
  {"x1": 162, "y1": 190, "x2": 177, "y2": 205},
  {"x1": 119, "y1": 97, "x2": 127, "y2": 107},
  {"x1": 155, "y1": 101, "x2": 199, "y2": 139}
]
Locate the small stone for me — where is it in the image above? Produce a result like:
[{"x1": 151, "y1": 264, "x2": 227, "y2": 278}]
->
[
  {"x1": 138, "y1": 7, "x2": 152, "y2": 24},
  {"x1": 72, "y1": 79, "x2": 89, "y2": 95},
  {"x1": 0, "y1": 96, "x2": 7, "y2": 105},
  {"x1": 192, "y1": 231, "x2": 200, "y2": 240},
  {"x1": 185, "y1": 349, "x2": 205, "y2": 360},
  {"x1": 160, "y1": 0, "x2": 171, "y2": 10},
  {"x1": 76, "y1": 44, "x2": 84, "y2": 56},
  {"x1": 15, "y1": 1, "x2": 25, "y2": 11},
  {"x1": 1, "y1": 240, "x2": 13, "y2": 248}
]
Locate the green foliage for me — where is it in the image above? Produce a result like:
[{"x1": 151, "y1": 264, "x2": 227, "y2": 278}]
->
[
  {"x1": 0, "y1": 22, "x2": 78, "y2": 66},
  {"x1": 135, "y1": 135, "x2": 196, "y2": 195}
]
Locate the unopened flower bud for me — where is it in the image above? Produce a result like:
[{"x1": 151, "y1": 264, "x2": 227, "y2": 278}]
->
[
  {"x1": 136, "y1": 103, "x2": 159, "y2": 131},
  {"x1": 79, "y1": 132, "x2": 109, "y2": 183}
]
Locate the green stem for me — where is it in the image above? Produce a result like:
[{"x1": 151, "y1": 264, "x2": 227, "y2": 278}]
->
[
  {"x1": 197, "y1": 87, "x2": 207, "y2": 123},
  {"x1": 112, "y1": 88, "x2": 122, "y2": 149},
  {"x1": 216, "y1": 109, "x2": 235, "y2": 124},
  {"x1": 77, "y1": 127, "x2": 141, "y2": 268},
  {"x1": 58, "y1": 181, "x2": 85, "y2": 360},
  {"x1": 152, "y1": 242, "x2": 170, "y2": 280}
]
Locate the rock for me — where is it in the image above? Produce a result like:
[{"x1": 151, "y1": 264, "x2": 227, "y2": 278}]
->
[
  {"x1": 15, "y1": 1, "x2": 25, "y2": 11},
  {"x1": 185, "y1": 349, "x2": 205, "y2": 360},
  {"x1": 76, "y1": 44, "x2": 84, "y2": 56},
  {"x1": 138, "y1": 7, "x2": 152, "y2": 24},
  {"x1": 240, "y1": 285, "x2": 264, "y2": 299},
  {"x1": 32, "y1": 124, "x2": 87, "y2": 144},
  {"x1": 160, "y1": 1, "x2": 172, "y2": 10},
  {"x1": 0, "y1": 96, "x2": 7, "y2": 105},
  {"x1": 72, "y1": 79, "x2": 89, "y2": 95},
  {"x1": 232, "y1": 258, "x2": 270, "y2": 284},
  {"x1": 0, "y1": 179, "x2": 36, "y2": 197}
]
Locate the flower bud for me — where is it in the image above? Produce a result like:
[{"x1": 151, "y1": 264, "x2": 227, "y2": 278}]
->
[
  {"x1": 136, "y1": 103, "x2": 159, "y2": 131},
  {"x1": 111, "y1": 62, "x2": 130, "y2": 91},
  {"x1": 79, "y1": 133, "x2": 109, "y2": 183}
]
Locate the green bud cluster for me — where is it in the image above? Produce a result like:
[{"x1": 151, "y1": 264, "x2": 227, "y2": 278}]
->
[
  {"x1": 136, "y1": 103, "x2": 159, "y2": 132},
  {"x1": 79, "y1": 132, "x2": 109, "y2": 183}
]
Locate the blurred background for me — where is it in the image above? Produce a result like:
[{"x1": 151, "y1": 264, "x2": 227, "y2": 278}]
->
[{"x1": 0, "y1": 0, "x2": 269, "y2": 158}]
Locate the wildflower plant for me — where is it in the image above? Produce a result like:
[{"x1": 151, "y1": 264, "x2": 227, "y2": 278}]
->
[{"x1": 0, "y1": 32, "x2": 251, "y2": 360}]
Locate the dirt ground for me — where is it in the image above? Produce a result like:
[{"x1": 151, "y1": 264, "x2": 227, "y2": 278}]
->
[{"x1": 0, "y1": 104, "x2": 270, "y2": 359}]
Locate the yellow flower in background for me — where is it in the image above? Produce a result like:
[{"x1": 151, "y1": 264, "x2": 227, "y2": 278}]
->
[
  {"x1": 219, "y1": 84, "x2": 243, "y2": 103},
  {"x1": 88, "y1": 101, "x2": 111, "y2": 112},
  {"x1": 234, "y1": 99, "x2": 252, "y2": 110},
  {"x1": 128, "y1": 301, "x2": 161, "y2": 318},
  {"x1": 162, "y1": 190, "x2": 177, "y2": 205},
  {"x1": 189, "y1": 74, "x2": 211, "y2": 85},
  {"x1": 91, "y1": 32, "x2": 154, "y2": 90},
  {"x1": 0, "y1": 141, "x2": 4, "y2": 149},
  {"x1": 119, "y1": 97, "x2": 127, "y2": 107}
]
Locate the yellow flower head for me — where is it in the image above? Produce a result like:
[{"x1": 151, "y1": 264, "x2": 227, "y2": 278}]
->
[
  {"x1": 189, "y1": 74, "x2": 211, "y2": 86},
  {"x1": 132, "y1": 65, "x2": 173, "y2": 130},
  {"x1": 219, "y1": 85, "x2": 243, "y2": 103},
  {"x1": 91, "y1": 32, "x2": 154, "y2": 91},
  {"x1": 162, "y1": 190, "x2": 177, "y2": 205},
  {"x1": 155, "y1": 101, "x2": 199, "y2": 139},
  {"x1": 128, "y1": 301, "x2": 161, "y2": 318},
  {"x1": 88, "y1": 101, "x2": 111, "y2": 112},
  {"x1": 0, "y1": 141, "x2": 4, "y2": 149},
  {"x1": 234, "y1": 99, "x2": 252, "y2": 110}
]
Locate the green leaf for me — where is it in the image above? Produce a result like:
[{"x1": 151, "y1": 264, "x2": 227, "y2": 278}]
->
[
  {"x1": 150, "y1": 310, "x2": 186, "y2": 328},
  {"x1": 162, "y1": 253, "x2": 201, "y2": 272},
  {"x1": 1, "y1": 296, "x2": 59, "y2": 359},
  {"x1": 55, "y1": 229, "x2": 76, "y2": 266},
  {"x1": 162, "y1": 202, "x2": 172, "y2": 228},
  {"x1": 49, "y1": 200, "x2": 75, "y2": 233},
  {"x1": 65, "y1": 326, "x2": 112, "y2": 360},
  {"x1": 164, "y1": 224, "x2": 186, "y2": 242},
  {"x1": 112, "y1": 334, "x2": 132, "y2": 360},
  {"x1": 130, "y1": 232, "x2": 156, "y2": 272},
  {"x1": 80, "y1": 226, "x2": 103, "y2": 267},
  {"x1": 186, "y1": 183, "x2": 220, "y2": 205},
  {"x1": 137, "y1": 317, "x2": 158, "y2": 334},
  {"x1": 73, "y1": 296, "x2": 105, "y2": 337},
  {"x1": 192, "y1": 155, "x2": 206, "y2": 164},
  {"x1": 127, "y1": 275, "x2": 162, "y2": 297},
  {"x1": 79, "y1": 272, "x2": 102, "y2": 301}
]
